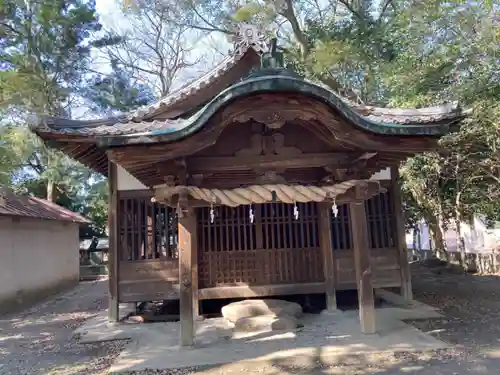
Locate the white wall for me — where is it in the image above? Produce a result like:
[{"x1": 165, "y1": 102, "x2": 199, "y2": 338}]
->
[
  {"x1": 0, "y1": 217, "x2": 80, "y2": 305},
  {"x1": 370, "y1": 167, "x2": 391, "y2": 181},
  {"x1": 117, "y1": 165, "x2": 147, "y2": 190},
  {"x1": 406, "y1": 217, "x2": 500, "y2": 254}
]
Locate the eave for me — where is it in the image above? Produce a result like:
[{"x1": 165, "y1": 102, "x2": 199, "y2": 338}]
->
[{"x1": 34, "y1": 72, "x2": 466, "y2": 148}]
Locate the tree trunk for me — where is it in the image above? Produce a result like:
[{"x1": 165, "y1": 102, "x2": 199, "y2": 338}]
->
[
  {"x1": 455, "y1": 191, "x2": 467, "y2": 270},
  {"x1": 412, "y1": 229, "x2": 417, "y2": 258},
  {"x1": 417, "y1": 227, "x2": 422, "y2": 251},
  {"x1": 428, "y1": 217, "x2": 448, "y2": 262},
  {"x1": 46, "y1": 180, "x2": 54, "y2": 202}
]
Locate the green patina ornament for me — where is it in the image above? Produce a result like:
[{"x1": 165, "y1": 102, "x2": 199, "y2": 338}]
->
[
  {"x1": 261, "y1": 38, "x2": 283, "y2": 69},
  {"x1": 248, "y1": 37, "x2": 300, "y2": 79}
]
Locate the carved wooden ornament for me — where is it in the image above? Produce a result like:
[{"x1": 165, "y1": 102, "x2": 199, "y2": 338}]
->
[{"x1": 233, "y1": 108, "x2": 316, "y2": 130}]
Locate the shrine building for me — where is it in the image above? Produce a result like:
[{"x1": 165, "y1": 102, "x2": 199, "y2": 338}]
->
[{"x1": 32, "y1": 25, "x2": 467, "y2": 346}]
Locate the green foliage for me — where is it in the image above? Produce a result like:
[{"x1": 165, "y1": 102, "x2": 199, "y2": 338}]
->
[
  {"x1": 0, "y1": 0, "x2": 110, "y2": 236},
  {"x1": 0, "y1": 125, "x2": 30, "y2": 185},
  {"x1": 1, "y1": 0, "x2": 498, "y2": 241},
  {"x1": 225, "y1": 0, "x2": 499, "y2": 243},
  {"x1": 82, "y1": 59, "x2": 155, "y2": 115},
  {"x1": 392, "y1": 2, "x2": 500, "y2": 227},
  {"x1": 0, "y1": 0, "x2": 103, "y2": 201},
  {"x1": 232, "y1": 2, "x2": 267, "y2": 22},
  {"x1": 0, "y1": 0, "x2": 101, "y2": 114}
]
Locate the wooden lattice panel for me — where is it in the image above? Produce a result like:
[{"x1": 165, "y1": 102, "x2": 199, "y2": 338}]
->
[
  {"x1": 330, "y1": 203, "x2": 352, "y2": 250},
  {"x1": 365, "y1": 191, "x2": 395, "y2": 249},
  {"x1": 197, "y1": 202, "x2": 322, "y2": 288},
  {"x1": 118, "y1": 195, "x2": 177, "y2": 261},
  {"x1": 329, "y1": 191, "x2": 396, "y2": 252}
]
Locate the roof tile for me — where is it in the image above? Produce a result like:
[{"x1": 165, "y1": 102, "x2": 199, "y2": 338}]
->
[{"x1": 0, "y1": 189, "x2": 90, "y2": 224}]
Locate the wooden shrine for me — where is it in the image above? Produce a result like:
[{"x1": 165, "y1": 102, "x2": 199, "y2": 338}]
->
[{"x1": 32, "y1": 24, "x2": 467, "y2": 346}]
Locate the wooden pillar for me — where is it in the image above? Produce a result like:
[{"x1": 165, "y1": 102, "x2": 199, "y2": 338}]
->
[
  {"x1": 107, "y1": 160, "x2": 119, "y2": 322},
  {"x1": 349, "y1": 200, "x2": 376, "y2": 334},
  {"x1": 318, "y1": 202, "x2": 337, "y2": 310},
  {"x1": 391, "y1": 166, "x2": 413, "y2": 303},
  {"x1": 192, "y1": 211, "x2": 200, "y2": 320},
  {"x1": 178, "y1": 205, "x2": 198, "y2": 347}
]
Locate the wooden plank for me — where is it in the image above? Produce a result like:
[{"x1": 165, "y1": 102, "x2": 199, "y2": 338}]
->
[
  {"x1": 119, "y1": 281, "x2": 180, "y2": 302},
  {"x1": 199, "y1": 283, "x2": 325, "y2": 300},
  {"x1": 107, "y1": 160, "x2": 119, "y2": 321},
  {"x1": 349, "y1": 201, "x2": 376, "y2": 334},
  {"x1": 117, "y1": 189, "x2": 154, "y2": 199},
  {"x1": 119, "y1": 259, "x2": 179, "y2": 282},
  {"x1": 318, "y1": 203, "x2": 337, "y2": 310},
  {"x1": 178, "y1": 206, "x2": 197, "y2": 347},
  {"x1": 187, "y1": 153, "x2": 352, "y2": 172},
  {"x1": 391, "y1": 166, "x2": 413, "y2": 304},
  {"x1": 197, "y1": 247, "x2": 323, "y2": 288},
  {"x1": 335, "y1": 249, "x2": 400, "y2": 269},
  {"x1": 120, "y1": 272, "x2": 402, "y2": 303}
]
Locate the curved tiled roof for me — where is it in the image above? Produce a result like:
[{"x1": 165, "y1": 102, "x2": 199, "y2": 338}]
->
[
  {"x1": 127, "y1": 35, "x2": 266, "y2": 121},
  {"x1": 35, "y1": 71, "x2": 465, "y2": 145}
]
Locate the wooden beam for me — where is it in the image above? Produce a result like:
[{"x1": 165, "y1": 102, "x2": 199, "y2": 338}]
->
[
  {"x1": 318, "y1": 203, "x2": 337, "y2": 311},
  {"x1": 349, "y1": 201, "x2": 376, "y2": 334},
  {"x1": 183, "y1": 153, "x2": 359, "y2": 173},
  {"x1": 186, "y1": 153, "x2": 353, "y2": 172},
  {"x1": 391, "y1": 166, "x2": 413, "y2": 304},
  {"x1": 178, "y1": 206, "x2": 197, "y2": 347},
  {"x1": 107, "y1": 160, "x2": 119, "y2": 322},
  {"x1": 199, "y1": 283, "x2": 325, "y2": 300}
]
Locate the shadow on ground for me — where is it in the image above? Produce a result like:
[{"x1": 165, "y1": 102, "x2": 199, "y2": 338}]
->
[
  {"x1": 0, "y1": 279, "x2": 124, "y2": 375},
  {"x1": 4, "y1": 262, "x2": 500, "y2": 374},
  {"x1": 119, "y1": 262, "x2": 500, "y2": 374}
]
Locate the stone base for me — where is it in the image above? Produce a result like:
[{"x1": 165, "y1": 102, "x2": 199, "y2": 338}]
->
[
  {"x1": 222, "y1": 299, "x2": 303, "y2": 323},
  {"x1": 234, "y1": 315, "x2": 298, "y2": 332}
]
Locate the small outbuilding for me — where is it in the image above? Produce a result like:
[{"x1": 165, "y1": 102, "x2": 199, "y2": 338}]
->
[{"x1": 0, "y1": 189, "x2": 90, "y2": 314}]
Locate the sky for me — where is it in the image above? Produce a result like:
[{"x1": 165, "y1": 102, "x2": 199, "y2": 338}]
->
[
  {"x1": 92, "y1": 0, "x2": 229, "y2": 83},
  {"x1": 95, "y1": 0, "x2": 124, "y2": 30}
]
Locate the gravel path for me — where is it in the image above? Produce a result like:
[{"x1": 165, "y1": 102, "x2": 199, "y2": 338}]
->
[
  {"x1": 127, "y1": 263, "x2": 500, "y2": 374},
  {"x1": 0, "y1": 279, "x2": 125, "y2": 375},
  {"x1": 3, "y1": 264, "x2": 500, "y2": 374}
]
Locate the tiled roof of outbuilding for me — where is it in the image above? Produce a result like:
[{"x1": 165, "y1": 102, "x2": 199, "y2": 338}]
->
[{"x1": 0, "y1": 189, "x2": 90, "y2": 224}]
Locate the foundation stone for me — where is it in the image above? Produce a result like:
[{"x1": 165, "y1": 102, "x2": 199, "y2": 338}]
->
[
  {"x1": 234, "y1": 315, "x2": 298, "y2": 332},
  {"x1": 221, "y1": 299, "x2": 303, "y2": 328}
]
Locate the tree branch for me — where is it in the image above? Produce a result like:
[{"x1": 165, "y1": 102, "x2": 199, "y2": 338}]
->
[{"x1": 280, "y1": 0, "x2": 309, "y2": 58}]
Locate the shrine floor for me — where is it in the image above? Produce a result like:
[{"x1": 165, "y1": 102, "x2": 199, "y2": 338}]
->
[{"x1": 72, "y1": 297, "x2": 446, "y2": 373}]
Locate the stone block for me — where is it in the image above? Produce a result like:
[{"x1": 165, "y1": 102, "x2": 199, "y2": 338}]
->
[
  {"x1": 234, "y1": 315, "x2": 298, "y2": 332},
  {"x1": 221, "y1": 299, "x2": 303, "y2": 323}
]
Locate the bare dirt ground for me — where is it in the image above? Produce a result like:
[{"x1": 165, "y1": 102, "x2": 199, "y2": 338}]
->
[
  {"x1": 2, "y1": 264, "x2": 500, "y2": 374},
  {"x1": 0, "y1": 279, "x2": 125, "y2": 375}
]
